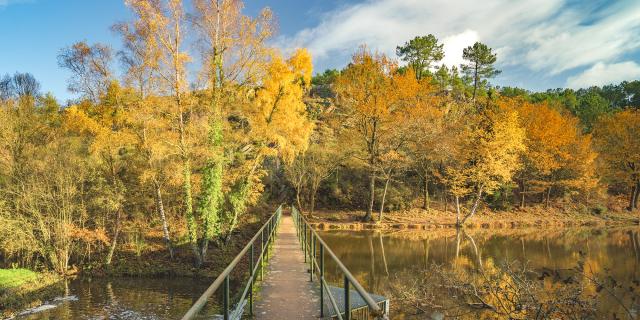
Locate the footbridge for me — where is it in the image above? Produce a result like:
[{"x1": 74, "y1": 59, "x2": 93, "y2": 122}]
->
[{"x1": 180, "y1": 205, "x2": 389, "y2": 320}]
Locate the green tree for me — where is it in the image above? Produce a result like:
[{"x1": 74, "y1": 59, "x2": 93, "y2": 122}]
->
[
  {"x1": 461, "y1": 42, "x2": 501, "y2": 103},
  {"x1": 311, "y1": 69, "x2": 340, "y2": 86},
  {"x1": 396, "y1": 34, "x2": 444, "y2": 80},
  {"x1": 576, "y1": 89, "x2": 611, "y2": 132}
]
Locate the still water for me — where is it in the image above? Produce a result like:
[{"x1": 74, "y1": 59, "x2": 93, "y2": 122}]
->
[
  {"x1": 15, "y1": 277, "x2": 217, "y2": 320},
  {"x1": 14, "y1": 227, "x2": 640, "y2": 319},
  {"x1": 319, "y1": 227, "x2": 640, "y2": 319}
]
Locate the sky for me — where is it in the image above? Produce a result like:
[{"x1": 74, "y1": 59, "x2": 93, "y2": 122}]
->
[{"x1": 1, "y1": 0, "x2": 639, "y2": 102}]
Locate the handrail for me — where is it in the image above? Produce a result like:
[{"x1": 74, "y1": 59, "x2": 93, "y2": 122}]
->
[
  {"x1": 181, "y1": 205, "x2": 282, "y2": 320},
  {"x1": 292, "y1": 206, "x2": 389, "y2": 320}
]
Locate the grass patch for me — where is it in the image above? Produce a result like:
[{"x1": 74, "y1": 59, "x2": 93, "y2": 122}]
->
[
  {"x1": 0, "y1": 269, "x2": 62, "y2": 317},
  {"x1": 0, "y1": 268, "x2": 40, "y2": 289}
]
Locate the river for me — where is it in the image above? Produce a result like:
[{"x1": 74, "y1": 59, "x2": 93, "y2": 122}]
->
[
  {"x1": 14, "y1": 227, "x2": 640, "y2": 319},
  {"x1": 14, "y1": 277, "x2": 218, "y2": 319},
  {"x1": 319, "y1": 227, "x2": 640, "y2": 319}
]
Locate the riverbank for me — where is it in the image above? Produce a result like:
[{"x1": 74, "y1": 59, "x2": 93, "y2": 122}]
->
[
  {"x1": 0, "y1": 269, "x2": 63, "y2": 318},
  {"x1": 82, "y1": 204, "x2": 278, "y2": 279},
  {"x1": 0, "y1": 205, "x2": 279, "y2": 317},
  {"x1": 306, "y1": 203, "x2": 639, "y2": 231}
]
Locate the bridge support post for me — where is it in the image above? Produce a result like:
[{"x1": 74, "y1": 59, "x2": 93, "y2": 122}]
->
[
  {"x1": 223, "y1": 275, "x2": 230, "y2": 320},
  {"x1": 266, "y1": 221, "x2": 270, "y2": 263},
  {"x1": 260, "y1": 230, "x2": 264, "y2": 281},
  {"x1": 320, "y1": 244, "x2": 324, "y2": 317},
  {"x1": 250, "y1": 242, "x2": 254, "y2": 316},
  {"x1": 344, "y1": 275, "x2": 350, "y2": 320},
  {"x1": 310, "y1": 233, "x2": 314, "y2": 282},
  {"x1": 303, "y1": 223, "x2": 307, "y2": 263}
]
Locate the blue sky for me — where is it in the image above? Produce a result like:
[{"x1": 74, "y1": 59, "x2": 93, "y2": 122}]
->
[{"x1": 1, "y1": 0, "x2": 639, "y2": 102}]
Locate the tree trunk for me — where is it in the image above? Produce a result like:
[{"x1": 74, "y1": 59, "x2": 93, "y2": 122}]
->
[
  {"x1": 200, "y1": 238, "x2": 210, "y2": 266},
  {"x1": 455, "y1": 228, "x2": 461, "y2": 259},
  {"x1": 545, "y1": 186, "x2": 551, "y2": 208},
  {"x1": 295, "y1": 187, "x2": 303, "y2": 212},
  {"x1": 155, "y1": 183, "x2": 174, "y2": 260},
  {"x1": 459, "y1": 186, "x2": 484, "y2": 226},
  {"x1": 455, "y1": 196, "x2": 461, "y2": 226},
  {"x1": 105, "y1": 209, "x2": 122, "y2": 265},
  {"x1": 444, "y1": 185, "x2": 448, "y2": 213},
  {"x1": 520, "y1": 179, "x2": 526, "y2": 208},
  {"x1": 422, "y1": 172, "x2": 430, "y2": 211},
  {"x1": 472, "y1": 63, "x2": 479, "y2": 103},
  {"x1": 629, "y1": 183, "x2": 638, "y2": 211},
  {"x1": 378, "y1": 177, "x2": 390, "y2": 222},
  {"x1": 310, "y1": 183, "x2": 318, "y2": 214},
  {"x1": 364, "y1": 170, "x2": 375, "y2": 222},
  {"x1": 634, "y1": 181, "x2": 640, "y2": 210}
]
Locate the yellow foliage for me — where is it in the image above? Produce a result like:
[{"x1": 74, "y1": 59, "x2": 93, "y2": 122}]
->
[
  {"x1": 512, "y1": 98, "x2": 598, "y2": 193},
  {"x1": 447, "y1": 104, "x2": 526, "y2": 197},
  {"x1": 251, "y1": 49, "x2": 314, "y2": 163},
  {"x1": 593, "y1": 109, "x2": 640, "y2": 186}
]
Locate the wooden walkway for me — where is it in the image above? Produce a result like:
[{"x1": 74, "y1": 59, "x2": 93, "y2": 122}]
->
[{"x1": 254, "y1": 214, "x2": 320, "y2": 319}]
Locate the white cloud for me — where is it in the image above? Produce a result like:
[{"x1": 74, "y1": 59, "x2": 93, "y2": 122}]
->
[
  {"x1": 525, "y1": 3, "x2": 640, "y2": 74},
  {"x1": 441, "y1": 30, "x2": 478, "y2": 68},
  {"x1": 277, "y1": 0, "x2": 640, "y2": 82},
  {"x1": 566, "y1": 61, "x2": 640, "y2": 89}
]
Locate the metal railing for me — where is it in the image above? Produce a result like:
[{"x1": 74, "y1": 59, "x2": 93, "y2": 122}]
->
[
  {"x1": 292, "y1": 206, "x2": 389, "y2": 320},
  {"x1": 181, "y1": 205, "x2": 282, "y2": 320}
]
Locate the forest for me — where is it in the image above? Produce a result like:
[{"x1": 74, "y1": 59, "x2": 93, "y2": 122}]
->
[{"x1": 0, "y1": 0, "x2": 638, "y2": 281}]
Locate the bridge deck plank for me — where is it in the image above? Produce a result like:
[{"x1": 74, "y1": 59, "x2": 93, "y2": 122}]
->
[{"x1": 254, "y1": 214, "x2": 319, "y2": 319}]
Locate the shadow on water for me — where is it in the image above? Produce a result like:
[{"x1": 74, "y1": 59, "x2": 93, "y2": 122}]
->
[{"x1": 319, "y1": 227, "x2": 640, "y2": 319}]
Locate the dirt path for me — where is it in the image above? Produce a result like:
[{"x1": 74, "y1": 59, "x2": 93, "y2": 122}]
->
[{"x1": 255, "y1": 214, "x2": 319, "y2": 319}]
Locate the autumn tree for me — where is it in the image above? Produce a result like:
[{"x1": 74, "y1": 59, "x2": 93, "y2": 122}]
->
[
  {"x1": 335, "y1": 48, "x2": 401, "y2": 221},
  {"x1": 0, "y1": 89, "x2": 97, "y2": 273},
  {"x1": 128, "y1": 96, "x2": 180, "y2": 259},
  {"x1": 119, "y1": 0, "x2": 193, "y2": 262},
  {"x1": 0, "y1": 72, "x2": 41, "y2": 100},
  {"x1": 446, "y1": 103, "x2": 525, "y2": 226},
  {"x1": 58, "y1": 41, "x2": 114, "y2": 102},
  {"x1": 373, "y1": 69, "x2": 429, "y2": 220},
  {"x1": 111, "y1": 20, "x2": 156, "y2": 98},
  {"x1": 593, "y1": 110, "x2": 640, "y2": 211},
  {"x1": 396, "y1": 34, "x2": 444, "y2": 80},
  {"x1": 513, "y1": 99, "x2": 597, "y2": 207},
  {"x1": 241, "y1": 48, "x2": 314, "y2": 220},
  {"x1": 405, "y1": 96, "x2": 448, "y2": 211},
  {"x1": 376, "y1": 150, "x2": 408, "y2": 220},
  {"x1": 285, "y1": 114, "x2": 344, "y2": 214},
  {"x1": 461, "y1": 42, "x2": 501, "y2": 103},
  {"x1": 64, "y1": 85, "x2": 138, "y2": 265},
  {"x1": 191, "y1": 0, "x2": 275, "y2": 252}
]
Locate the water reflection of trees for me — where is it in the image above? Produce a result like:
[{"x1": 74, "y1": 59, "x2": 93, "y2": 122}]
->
[
  {"x1": 319, "y1": 227, "x2": 640, "y2": 319},
  {"x1": 391, "y1": 230, "x2": 640, "y2": 319}
]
